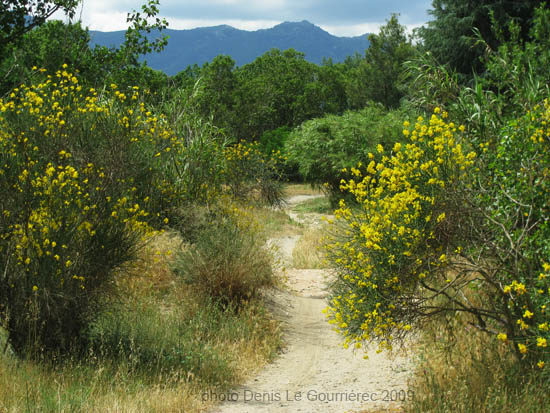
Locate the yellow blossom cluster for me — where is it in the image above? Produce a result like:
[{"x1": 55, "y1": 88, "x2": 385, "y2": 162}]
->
[
  {"x1": 0, "y1": 69, "x2": 182, "y2": 351},
  {"x1": 221, "y1": 140, "x2": 284, "y2": 202},
  {"x1": 325, "y1": 109, "x2": 476, "y2": 353}
]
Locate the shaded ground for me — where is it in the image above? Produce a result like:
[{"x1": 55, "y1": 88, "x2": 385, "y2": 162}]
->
[{"x1": 210, "y1": 195, "x2": 410, "y2": 413}]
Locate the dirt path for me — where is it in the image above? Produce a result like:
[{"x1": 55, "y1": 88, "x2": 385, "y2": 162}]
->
[{"x1": 210, "y1": 195, "x2": 410, "y2": 413}]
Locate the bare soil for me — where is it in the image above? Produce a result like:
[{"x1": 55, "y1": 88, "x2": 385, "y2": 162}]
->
[{"x1": 210, "y1": 195, "x2": 410, "y2": 413}]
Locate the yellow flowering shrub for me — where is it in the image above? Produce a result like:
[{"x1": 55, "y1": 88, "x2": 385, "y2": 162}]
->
[
  {"x1": 0, "y1": 68, "x2": 178, "y2": 355},
  {"x1": 325, "y1": 109, "x2": 477, "y2": 352},
  {"x1": 222, "y1": 140, "x2": 284, "y2": 206},
  {"x1": 326, "y1": 102, "x2": 550, "y2": 370}
]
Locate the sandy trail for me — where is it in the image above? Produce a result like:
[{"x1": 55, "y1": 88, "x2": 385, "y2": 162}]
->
[{"x1": 210, "y1": 195, "x2": 410, "y2": 413}]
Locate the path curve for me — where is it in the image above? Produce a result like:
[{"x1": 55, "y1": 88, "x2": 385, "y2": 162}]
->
[{"x1": 210, "y1": 195, "x2": 410, "y2": 413}]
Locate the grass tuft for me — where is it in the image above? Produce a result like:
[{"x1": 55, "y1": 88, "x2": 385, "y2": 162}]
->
[
  {"x1": 406, "y1": 315, "x2": 550, "y2": 413},
  {"x1": 292, "y1": 226, "x2": 329, "y2": 269},
  {"x1": 0, "y1": 230, "x2": 282, "y2": 412},
  {"x1": 291, "y1": 196, "x2": 332, "y2": 215}
]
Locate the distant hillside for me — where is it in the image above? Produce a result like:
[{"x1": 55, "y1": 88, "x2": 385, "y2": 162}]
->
[{"x1": 89, "y1": 21, "x2": 370, "y2": 75}]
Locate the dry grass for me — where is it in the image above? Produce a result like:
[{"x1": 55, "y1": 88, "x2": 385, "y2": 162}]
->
[
  {"x1": 0, "y1": 230, "x2": 282, "y2": 413},
  {"x1": 406, "y1": 312, "x2": 550, "y2": 413},
  {"x1": 292, "y1": 225, "x2": 329, "y2": 269},
  {"x1": 283, "y1": 183, "x2": 323, "y2": 197},
  {"x1": 0, "y1": 358, "x2": 209, "y2": 413}
]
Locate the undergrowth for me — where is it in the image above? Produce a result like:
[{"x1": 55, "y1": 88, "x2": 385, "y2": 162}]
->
[
  {"x1": 0, "y1": 231, "x2": 282, "y2": 412},
  {"x1": 407, "y1": 314, "x2": 550, "y2": 413}
]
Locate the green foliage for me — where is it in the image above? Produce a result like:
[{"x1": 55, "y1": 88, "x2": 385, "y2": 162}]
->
[
  {"x1": 173, "y1": 208, "x2": 274, "y2": 306},
  {"x1": 156, "y1": 86, "x2": 285, "y2": 216},
  {"x1": 259, "y1": 126, "x2": 300, "y2": 181},
  {"x1": 233, "y1": 49, "x2": 319, "y2": 139},
  {"x1": 0, "y1": 70, "x2": 181, "y2": 356},
  {"x1": 259, "y1": 126, "x2": 291, "y2": 156},
  {"x1": 347, "y1": 14, "x2": 414, "y2": 109},
  {"x1": 326, "y1": 101, "x2": 550, "y2": 369},
  {"x1": 469, "y1": 102, "x2": 550, "y2": 365},
  {"x1": 408, "y1": 5, "x2": 550, "y2": 141},
  {"x1": 174, "y1": 47, "x2": 351, "y2": 141},
  {"x1": 285, "y1": 105, "x2": 410, "y2": 204},
  {"x1": 165, "y1": 18, "x2": 415, "y2": 141},
  {"x1": 419, "y1": 0, "x2": 545, "y2": 75},
  {"x1": 193, "y1": 55, "x2": 237, "y2": 132},
  {"x1": 0, "y1": 0, "x2": 79, "y2": 58},
  {"x1": 122, "y1": 0, "x2": 168, "y2": 60}
]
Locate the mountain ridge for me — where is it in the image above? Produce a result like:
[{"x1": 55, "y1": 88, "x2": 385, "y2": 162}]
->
[{"x1": 89, "y1": 20, "x2": 370, "y2": 75}]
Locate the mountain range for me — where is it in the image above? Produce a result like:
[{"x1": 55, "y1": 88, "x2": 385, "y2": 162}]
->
[{"x1": 89, "y1": 21, "x2": 370, "y2": 75}]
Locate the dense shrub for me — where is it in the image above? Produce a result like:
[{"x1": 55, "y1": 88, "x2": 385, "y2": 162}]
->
[
  {"x1": 0, "y1": 68, "x2": 177, "y2": 355},
  {"x1": 325, "y1": 109, "x2": 476, "y2": 352},
  {"x1": 173, "y1": 206, "x2": 274, "y2": 306},
  {"x1": 285, "y1": 105, "x2": 410, "y2": 205},
  {"x1": 259, "y1": 126, "x2": 291, "y2": 156},
  {"x1": 326, "y1": 101, "x2": 550, "y2": 370}
]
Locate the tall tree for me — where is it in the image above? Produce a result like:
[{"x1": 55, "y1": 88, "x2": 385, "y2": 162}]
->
[
  {"x1": 348, "y1": 14, "x2": 414, "y2": 109},
  {"x1": 0, "y1": 0, "x2": 79, "y2": 58},
  {"x1": 195, "y1": 55, "x2": 237, "y2": 132},
  {"x1": 233, "y1": 48, "x2": 319, "y2": 139},
  {"x1": 419, "y1": 0, "x2": 545, "y2": 75}
]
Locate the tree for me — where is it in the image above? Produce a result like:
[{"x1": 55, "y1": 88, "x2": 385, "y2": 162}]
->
[
  {"x1": 348, "y1": 14, "x2": 414, "y2": 109},
  {"x1": 0, "y1": 20, "x2": 108, "y2": 95},
  {"x1": 194, "y1": 55, "x2": 237, "y2": 132},
  {"x1": 419, "y1": 0, "x2": 545, "y2": 75},
  {"x1": 233, "y1": 48, "x2": 319, "y2": 139},
  {"x1": 0, "y1": 0, "x2": 169, "y2": 94},
  {"x1": 0, "y1": 0, "x2": 79, "y2": 58}
]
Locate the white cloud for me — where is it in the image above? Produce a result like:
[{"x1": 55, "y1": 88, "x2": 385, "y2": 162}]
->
[
  {"x1": 320, "y1": 22, "x2": 382, "y2": 37},
  {"x1": 319, "y1": 21, "x2": 424, "y2": 37},
  {"x1": 47, "y1": 0, "x2": 430, "y2": 35}
]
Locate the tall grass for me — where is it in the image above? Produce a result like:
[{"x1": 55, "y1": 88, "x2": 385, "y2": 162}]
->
[
  {"x1": 407, "y1": 315, "x2": 550, "y2": 413},
  {"x1": 0, "y1": 231, "x2": 282, "y2": 412},
  {"x1": 173, "y1": 207, "x2": 276, "y2": 306}
]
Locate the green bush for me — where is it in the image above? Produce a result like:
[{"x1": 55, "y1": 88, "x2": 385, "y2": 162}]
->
[
  {"x1": 259, "y1": 126, "x2": 291, "y2": 156},
  {"x1": 87, "y1": 299, "x2": 233, "y2": 385},
  {"x1": 173, "y1": 208, "x2": 274, "y2": 306},
  {"x1": 285, "y1": 104, "x2": 411, "y2": 205},
  {"x1": 0, "y1": 69, "x2": 177, "y2": 356}
]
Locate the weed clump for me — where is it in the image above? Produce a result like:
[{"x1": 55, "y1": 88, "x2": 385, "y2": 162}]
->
[{"x1": 173, "y1": 207, "x2": 274, "y2": 306}]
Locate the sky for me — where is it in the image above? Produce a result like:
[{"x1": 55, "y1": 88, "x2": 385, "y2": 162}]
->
[{"x1": 57, "y1": 0, "x2": 434, "y2": 37}]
